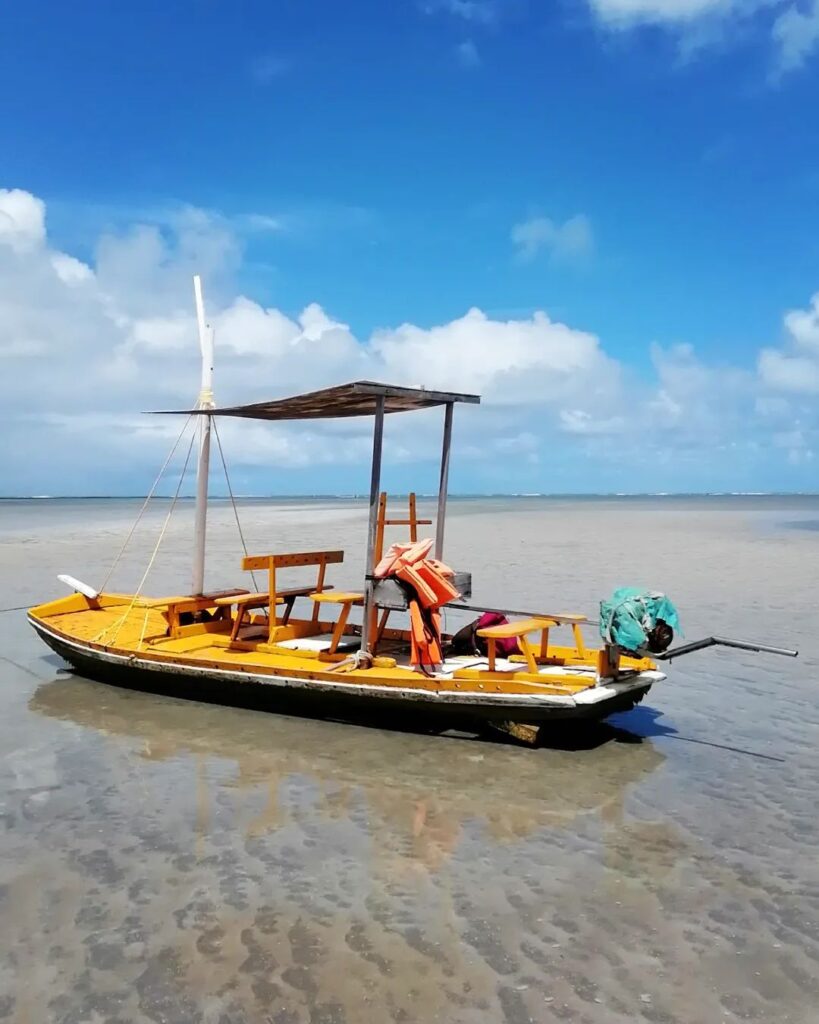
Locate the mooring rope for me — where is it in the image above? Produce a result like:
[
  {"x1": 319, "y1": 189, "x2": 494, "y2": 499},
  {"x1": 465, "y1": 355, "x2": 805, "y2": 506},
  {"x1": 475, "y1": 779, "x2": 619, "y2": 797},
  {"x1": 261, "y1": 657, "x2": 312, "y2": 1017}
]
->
[
  {"x1": 0, "y1": 653, "x2": 51, "y2": 681},
  {"x1": 98, "y1": 413, "x2": 195, "y2": 593}
]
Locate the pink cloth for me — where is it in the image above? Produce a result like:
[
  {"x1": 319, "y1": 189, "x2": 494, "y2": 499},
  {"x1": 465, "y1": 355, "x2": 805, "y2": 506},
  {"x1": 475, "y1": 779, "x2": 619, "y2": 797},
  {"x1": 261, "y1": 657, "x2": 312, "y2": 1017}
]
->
[{"x1": 476, "y1": 611, "x2": 520, "y2": 658}]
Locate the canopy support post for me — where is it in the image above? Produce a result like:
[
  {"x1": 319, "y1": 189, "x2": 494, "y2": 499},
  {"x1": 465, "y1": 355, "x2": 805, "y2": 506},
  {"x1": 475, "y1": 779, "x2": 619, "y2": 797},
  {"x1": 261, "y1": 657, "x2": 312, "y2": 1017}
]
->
[
  {"x1": 191, "y1": 274, "x2": 215, "y2": 596},
  {"x1": 435, "y1": 402, "x2": 454, "y2": 561},
  {"x1": 361, "y1": 395, "x2": 385, "y2": 656}
]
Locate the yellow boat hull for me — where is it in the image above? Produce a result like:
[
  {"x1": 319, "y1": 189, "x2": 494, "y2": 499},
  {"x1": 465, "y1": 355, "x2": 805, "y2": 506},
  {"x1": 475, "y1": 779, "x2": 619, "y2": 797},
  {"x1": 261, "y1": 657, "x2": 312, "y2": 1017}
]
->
[{"x1": 28, "y1": 592, "x2": 664, "y2": 726}]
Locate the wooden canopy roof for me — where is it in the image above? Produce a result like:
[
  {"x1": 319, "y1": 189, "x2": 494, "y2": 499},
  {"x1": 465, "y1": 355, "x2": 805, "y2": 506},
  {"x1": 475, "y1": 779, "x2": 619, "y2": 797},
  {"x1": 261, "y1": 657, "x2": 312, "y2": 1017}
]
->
[{"x1": 162, "y1": 381, "x2": 480, "y2": 421}]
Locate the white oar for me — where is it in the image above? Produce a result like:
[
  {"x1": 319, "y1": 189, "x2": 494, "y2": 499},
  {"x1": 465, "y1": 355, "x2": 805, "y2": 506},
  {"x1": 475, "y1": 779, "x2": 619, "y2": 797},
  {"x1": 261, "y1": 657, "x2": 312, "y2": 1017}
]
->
[{"x1": 57, "y1": 574, "x2": 99, "y2": 600}]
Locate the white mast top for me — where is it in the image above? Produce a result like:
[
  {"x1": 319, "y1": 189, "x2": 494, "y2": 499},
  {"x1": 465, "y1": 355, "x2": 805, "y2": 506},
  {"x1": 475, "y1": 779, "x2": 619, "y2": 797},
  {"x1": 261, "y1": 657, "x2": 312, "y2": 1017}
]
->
[
  {"x1": 193, "y1": 274, "x2": 215, "y2": 410},
  {"x1": 191, "y1": 275, "x2": 214, "y2": 594}
]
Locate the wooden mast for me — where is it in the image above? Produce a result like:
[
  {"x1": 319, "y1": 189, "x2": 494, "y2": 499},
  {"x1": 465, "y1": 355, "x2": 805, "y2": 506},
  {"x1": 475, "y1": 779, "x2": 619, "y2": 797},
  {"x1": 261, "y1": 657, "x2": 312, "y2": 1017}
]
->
[{"x1": 191, "y1": 275, "x2": 215, "y2": 596}]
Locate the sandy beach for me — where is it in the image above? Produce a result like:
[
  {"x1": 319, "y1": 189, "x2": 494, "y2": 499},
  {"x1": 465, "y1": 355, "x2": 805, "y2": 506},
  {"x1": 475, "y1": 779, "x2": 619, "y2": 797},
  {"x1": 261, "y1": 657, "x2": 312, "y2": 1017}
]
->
[{"x1": 1, "y1": 496, "x2": 817, "y2": 1023}]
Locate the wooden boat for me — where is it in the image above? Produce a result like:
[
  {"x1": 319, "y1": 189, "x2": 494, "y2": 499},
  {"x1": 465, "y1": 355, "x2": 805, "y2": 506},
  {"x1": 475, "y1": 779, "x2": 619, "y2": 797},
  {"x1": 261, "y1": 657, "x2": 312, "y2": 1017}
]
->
[{"x1": 27, "y1": 278, "x2": 797, "y2": 738}]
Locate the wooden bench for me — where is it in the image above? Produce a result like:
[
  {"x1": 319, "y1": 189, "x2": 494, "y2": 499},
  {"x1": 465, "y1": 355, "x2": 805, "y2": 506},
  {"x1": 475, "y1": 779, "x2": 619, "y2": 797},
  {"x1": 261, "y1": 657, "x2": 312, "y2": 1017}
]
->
[
  {"x1": 216, "y1": 550, "x2": 344, "y2": 643},
  {"x1": 477, "y1": 616, "x2": 560, "y2": 673},
  {"x1": 538, "y1": 613, "x2": 589, "y2": 657},
  {"x1": 309, "y1": 591, "x2": 364, "y2": 653},
  {"x1": 162, "y1": 589, "x2": 250, "y2": 637},
  {"x1": 213, "y1": 591, "x2": 277, "y2": 641}
]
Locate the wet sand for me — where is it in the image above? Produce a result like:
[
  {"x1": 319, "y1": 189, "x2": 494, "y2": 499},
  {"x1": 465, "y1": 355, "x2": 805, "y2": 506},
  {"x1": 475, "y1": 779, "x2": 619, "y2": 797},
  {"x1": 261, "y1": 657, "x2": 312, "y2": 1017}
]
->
[{"x1": 1, "y1": 496, "x2": 817, "y2": 1023}]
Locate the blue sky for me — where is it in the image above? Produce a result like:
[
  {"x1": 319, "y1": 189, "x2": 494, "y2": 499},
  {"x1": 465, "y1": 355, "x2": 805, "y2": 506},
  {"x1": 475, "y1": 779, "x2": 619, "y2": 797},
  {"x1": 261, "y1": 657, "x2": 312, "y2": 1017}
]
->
[{"x1": 1, "y1": 0, "x2": 818, "y2": 494}]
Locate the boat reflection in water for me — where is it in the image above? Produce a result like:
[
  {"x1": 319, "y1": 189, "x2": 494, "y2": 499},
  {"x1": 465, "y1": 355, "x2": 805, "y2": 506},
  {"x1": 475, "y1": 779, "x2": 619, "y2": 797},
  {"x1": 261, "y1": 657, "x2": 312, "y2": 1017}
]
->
[{"x1": 31, "y1": 675, "x2": 666, "y2": 861}]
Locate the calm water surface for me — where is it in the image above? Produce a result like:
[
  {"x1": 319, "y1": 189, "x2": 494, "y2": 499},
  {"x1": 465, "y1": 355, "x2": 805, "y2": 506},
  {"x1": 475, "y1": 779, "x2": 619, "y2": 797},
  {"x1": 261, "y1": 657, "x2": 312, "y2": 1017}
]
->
[{"x1": 1, "y1": 497, "x2": 817, "y2": 1023}]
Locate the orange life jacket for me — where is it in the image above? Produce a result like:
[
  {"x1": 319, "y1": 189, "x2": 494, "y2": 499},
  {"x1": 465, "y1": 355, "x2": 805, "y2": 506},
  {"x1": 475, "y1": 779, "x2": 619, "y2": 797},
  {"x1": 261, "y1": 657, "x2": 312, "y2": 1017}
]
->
[
  {"x1": 409, "y1": 602, "x2": 443, "y2": 668},
  {"x1": 374, "y1": 537, "x2": 459, "y2": 670},
  {"x1": 396, "y1": 560, "x2": 460, "y2": 609},
  {"x1": 374, "y1": 538, "x2": 433, "y2": 578}
]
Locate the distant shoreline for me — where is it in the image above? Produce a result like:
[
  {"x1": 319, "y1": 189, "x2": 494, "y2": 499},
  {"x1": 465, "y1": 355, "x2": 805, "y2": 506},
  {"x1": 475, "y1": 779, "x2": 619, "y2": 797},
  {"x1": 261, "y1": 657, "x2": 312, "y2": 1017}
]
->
[{"x1": 2, "y1": 493, "x2": 819, "y2": 501}]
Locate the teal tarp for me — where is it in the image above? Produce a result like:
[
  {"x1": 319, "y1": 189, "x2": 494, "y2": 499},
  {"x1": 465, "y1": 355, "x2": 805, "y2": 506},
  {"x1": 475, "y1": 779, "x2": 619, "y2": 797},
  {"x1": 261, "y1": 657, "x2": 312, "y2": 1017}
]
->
[{"x1": 599, "y1": 588, "x2": 681, "y2": 653}]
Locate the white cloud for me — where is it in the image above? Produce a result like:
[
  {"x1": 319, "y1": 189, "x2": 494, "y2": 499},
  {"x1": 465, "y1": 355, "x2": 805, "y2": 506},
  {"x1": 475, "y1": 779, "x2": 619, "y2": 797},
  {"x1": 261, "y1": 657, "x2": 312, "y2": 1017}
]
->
[
  {"x1": 772, "y1": 427, "x2": 814, "y2": 464},
  {"x1": 126, "y1": 313, "x2": 195, "y2": 354},
  {"x1": 0, "y1": 188, "x2": 46, "y2": 252},
  {"x1": 772, "y1": 0, "x2": 819, "y2": 73},
  {"x1": 0, "y1": 186, "x2": 818, "y2": 493},
  {"x1": 213, "y1": 297, "x2": 299, "y2": 356},
  {"x1": 511, "y1": 214, "x2": 594, "y2": 264},
  {"x1": 587, "y1": 0, "x2": 732, "y2": 25},
  {"x1": 51, "y1": 252, "x2": 94, "y2": 286},
  {"x1": 249, "y1": 54, "x2": 291, "y2": 85},
  {"x1": 586, "y1": 0, "x2": 819, "y2": 77},
  {"x1": 0, "y1": 191, "x2": 616, "y2": 491},
  {"x1": 559, "y1": 409, "x2": 626, "y2": 435},
  {"x1": 783, "y1": 293, "x2": 819, "y2": 351},
  {"x1": 758, "y1": 350, "x2": 819, "y2": 393},
  {"x1": 646, "y1": 341, "x2": 757, "y2": 451},
  {"x1": 423, "y1": 0, "x2": 498, "y2": 24},
  {"x1": 372, "y1": 307, "x2": 615, "y2": 403},
  {"x1": 456, "y1": 39, "x2": 482, "y2": 66},
  {"x1": 238, "y1": 213, "x2": 283, "y2": 233},
  {"x1": 758, "y1": 293, "x2": 819, "y2": 393}
]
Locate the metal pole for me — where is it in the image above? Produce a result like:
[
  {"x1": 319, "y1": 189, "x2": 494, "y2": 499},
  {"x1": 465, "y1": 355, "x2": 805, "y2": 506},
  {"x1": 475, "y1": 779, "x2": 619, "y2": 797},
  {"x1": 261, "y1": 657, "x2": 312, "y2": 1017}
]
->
[
  {"x1": 657, "y1": 635, "x2": 798, "y2": 661},
  {"x1": 360, "y1": 395, "x2": 385, "y2": 655},
  {"x1": 435, "y1": 402, "x2": 453, "y2": 561},
  {"x1": 191, "y1": 275, "x2": 215, "y2": 596}
]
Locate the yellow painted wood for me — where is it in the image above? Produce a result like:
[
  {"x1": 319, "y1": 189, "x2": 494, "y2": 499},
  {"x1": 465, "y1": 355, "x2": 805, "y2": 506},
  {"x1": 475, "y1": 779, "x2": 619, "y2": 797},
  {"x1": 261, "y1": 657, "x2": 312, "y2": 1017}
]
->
[
  {"x1": 29, "y1": 591, "x2": 656, "y2": 699},
  {"x1": 375, "y1": 492, "x2": 388, "y2": 565},
  {"x1": 477, "y1": 617, "x2": 558, "y2": 639},
  {"x1": 519, "y1": 634, "x2": 539, "y2": 674},
  {"x1": 214, "y1": 593, "x2": 279, "y2": 607},
  {"x1": 242, "y1": 551, "x2": 344, "y2": 570},
  {"x1": 239, "y1": 550, "x2": 343, "y2": 640}
]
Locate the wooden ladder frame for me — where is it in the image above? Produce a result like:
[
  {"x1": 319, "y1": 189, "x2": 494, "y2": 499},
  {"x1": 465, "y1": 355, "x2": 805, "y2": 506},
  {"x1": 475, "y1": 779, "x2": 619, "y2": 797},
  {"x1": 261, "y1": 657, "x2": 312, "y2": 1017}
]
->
[{"x1": 371, "y1": 492, "x2": 432, "y2": 650}]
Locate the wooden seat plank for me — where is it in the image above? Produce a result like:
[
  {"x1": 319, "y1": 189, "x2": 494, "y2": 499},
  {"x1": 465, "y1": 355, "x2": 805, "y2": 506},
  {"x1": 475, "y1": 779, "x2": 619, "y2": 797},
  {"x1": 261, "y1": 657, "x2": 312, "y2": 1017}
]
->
[
  {"x1": 138, "y1": 596, "x2": 195, "y2": 608},
  {"x1": 309, "y1": 592, "x2": 364, "y2": 605},
  {"x1": 308, "y1": 592, "x2": 363, "y2": 653},
  {"x1": 478, "y1": 616, "x2": 560, "y2": 673},
  {"x1": 214, "y1": 592, "x2": 282, "y2": 607},
  {"x1": 477, "y1": 617, "x2": 558, "y2": 639},
  {"x1": 280, "y1": 585, "x2": 333, "y2": 600}
]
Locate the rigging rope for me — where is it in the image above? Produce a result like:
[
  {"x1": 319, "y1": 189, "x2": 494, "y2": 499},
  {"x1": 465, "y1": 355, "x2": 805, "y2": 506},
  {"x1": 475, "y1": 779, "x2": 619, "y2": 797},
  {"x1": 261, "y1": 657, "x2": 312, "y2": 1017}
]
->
[
  {"x1": 95, "y1": 423, "x2": 198, "y2": 647},
  {"x1": 212, "y1": 417, "x2": 262, "y2": 594},
  {"x1": 98, "y1": 413, "x2": 195, "y2": 593}
]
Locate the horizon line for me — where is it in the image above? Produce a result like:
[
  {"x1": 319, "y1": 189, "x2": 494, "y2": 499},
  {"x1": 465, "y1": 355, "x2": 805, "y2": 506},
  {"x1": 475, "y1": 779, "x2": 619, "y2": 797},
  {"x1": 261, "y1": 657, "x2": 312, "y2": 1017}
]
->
[{"x1": 2, "y1": 492, "x2": 819, "y2": 501}]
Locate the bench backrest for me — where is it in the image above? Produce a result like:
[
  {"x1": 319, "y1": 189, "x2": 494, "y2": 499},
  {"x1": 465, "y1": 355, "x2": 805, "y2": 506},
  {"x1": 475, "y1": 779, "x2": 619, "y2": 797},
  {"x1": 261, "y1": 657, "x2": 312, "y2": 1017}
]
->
[{"x1": 241, "y1": 550, "x2": 344, "y2": 619}]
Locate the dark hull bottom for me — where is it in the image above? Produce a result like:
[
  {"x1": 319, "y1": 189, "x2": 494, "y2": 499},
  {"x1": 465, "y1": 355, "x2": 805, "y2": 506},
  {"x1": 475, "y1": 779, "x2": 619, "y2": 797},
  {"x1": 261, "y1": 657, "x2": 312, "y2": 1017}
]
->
[{"x1": 40, "y1": 629, "x2": 651, "y2": 732}]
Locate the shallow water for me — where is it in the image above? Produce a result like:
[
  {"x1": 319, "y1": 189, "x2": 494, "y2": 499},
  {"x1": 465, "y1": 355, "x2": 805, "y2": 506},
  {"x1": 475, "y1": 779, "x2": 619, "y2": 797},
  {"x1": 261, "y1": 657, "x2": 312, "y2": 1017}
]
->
[{"x1": 1, "y1": 497, "x2": 818, "y2": 1023}]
